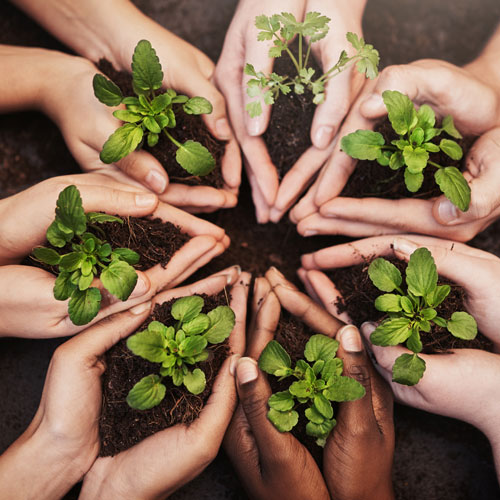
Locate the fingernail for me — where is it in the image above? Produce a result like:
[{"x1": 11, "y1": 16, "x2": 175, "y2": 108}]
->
[
  {"x1": 215, "y1": 118, "x2": 231, "y2": 139},
  {"x1": 269, "y1": 266, "x2": 284, "y2": 278},
  {"x1": 338, "y1": 325, "x2": 363, "y2": 353},
  {"x1": 437, "y1": 199, "x2": 458, "y2": 224},
  {"x1": 145, "y1": 170, "x2": 167, "y2": 194},
  {"x1": 233, "y1": 265, "x2": 242, "y2": 276},
  {"x1": 361, "y1": 93, "x2": 385, "y2": 114},
  {"x1": 229, "y1": 354, "x2": 241, "y2": 376},
  {"x1": 314, "y1": 126, "x2": 334, "y2": 150},
  {"x1": 247, "y1": 118, "x2": 263, "y2": 137},
  {"x1": 130, "y1": 300, "x2": 151, "y2": 315},
  {"x1": 393, "y1": 237, "x2": 418, "y2": 257},
  {"x1": 237, "y1": 357, "x2": 258, "y2": 384},
  {"x1": 135, "y1": 193, "x2": 157, "y2": 207},
  {"x1": 361, "y1": 321, "x2": 377, "y2": 336},
  {"x1": 304, "y1": 230, "x2": 318, "y2": 237},
  {"x1": 130, "y1": 274, "x2": 150, "y2": 298}
]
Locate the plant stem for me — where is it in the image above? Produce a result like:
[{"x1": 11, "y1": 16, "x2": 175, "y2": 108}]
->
[
  {"x1": 163, "y1": 129, "x2": 182, "y2": 149},
  {"x1": 298, "y1": 34, "x2": 303, "y2": 71},
  {"x1": 319, "y1": 57, "x2": 359, "y2": 83},
  {"x1": 428, "y1": 160, "x2": 443, "y2": 169},
  {"x1": 303, "y1": 42, "x2": 312, "y2": 69}
]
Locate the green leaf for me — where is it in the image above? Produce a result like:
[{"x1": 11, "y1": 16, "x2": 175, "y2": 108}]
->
[
  {"x1": 86, "y1": 212, "x2": 123, "y2": 224},
  {"x1": 314, "y1": 394, "x2": 333, "y2": 419},
  {"x1": 183, "y1": 96, "x2": 213, "y2": 115},
  {"x1": 416, "y1": 104, "x2": 435, "y2": 130},
  {"x1": 434, "y1": 316, "x2": 447, "y2": 328},
  {"x1": 410, "y1": 127, "x2": 424, "y2": 146},
  {"x1": 183, "y1": 314, "x2": 210, "y2": 335},
  {"x1": 424, "y1": 142, "x2": 440, "y2": 153},
  {"x1": 127, "y1": 328, "x2": 168, "y2": 363},
  {"x1": 143, "y1": 115, "x2": 161, "y2": 134},
  {"x1": 148, "y1": 132, "x2": 159, "y2": 147},
  {"x1": 113, "y1": 109, "x2": 142, "y2": 123},
  {"x1": 246, "y1": 100, "x2": 262, "y2": 118},
  {"x1": 171, "y1": 296, "x2": 204, "y2": 323},
  {"x1": 382, "y1": 90, "x2": 417, "y2": 135},
  {"x1": 126, "y1": 374, "x2": 166, "y2": 410},
  {"x1": 183, "y1": 368, "x2": 206, "y2": 395},
  {"x1": 176, "y1": 140, "x2": 215, "y2": 176},
  {"x1": 404, "y1": 169, "x2": 424, "y2": 192},
  {"x1": 268, "y1": 391, "x2": 295, "y2": 411},
  {"x1": 370, "y1": 317, "x2": 412, "y2": 346},
  {"x1": 403, "y1": 146, "x2": 429, "y2": 173},
  {"x1": 131, "y1": 40, "x2": 163, "y2": 92},
  {"x1": 304, "y1": 334, "x2": 339, "y2": 362},
  {"x1": 289, "y1": 380, "x2": 312, "y2": 399},
  {"x1": 389, "y1": 151, "x2": 404, "y2": 170},
  {"x1": 46, "y1": 220, "x2": 72, "y2": 247},
  {"x1": 101, "y1": 260, "x2": 138, "y2": 301},
  {"x1": 447, "y1": 311, "x2": 477, "y2": 340},
  {"x1": 305, "y1": 405, "x2": 326, "y2": 424},
  {"x1": 375, "y1": 293, "x2": 402, "y2": 312},
  {"x1": 421, "y1": 308, "x2": 437, "y2": 320},
  {"x1": 112, "y1": 248, "x2": 140, "y2": 265},
  {"x1": 321, "y1": 358, "x2": 343, "y2": 380},
  {"x1": 100, "y1": 124, "x2": 144, "y2": 164},
  {"x1": 68, "y1": 287, "x2": 101, "y2": 325},
  {"x1": 151, "y1": 94, "x2": 170, "y2": 113},
  {"x1": 93, "y1": 74, "x2": 123, "y2": 106},
  {"x1": 434, "y1": 167, "x2": 470, "y2": 211},
  {"x1": 400, "y1": 296, "x2": 414, "y2": 313},
  {"x1": 55, "y1": 185, "x2": 87, "y2": 236},
  {"x1": 406, "y1": 328, "x2": 423, "y2": 353},
  {"x1": 306, "y1": 419, "x2": 336, "y2": 446},
  {"x1": 172, "y1": 367, "x2": 184, "y2": 386},
  {"x1": 53, "y1": 271, "x2": 76, "y2": 301},
  {"x1": 205, "y1": 306, "x2": 235, "y2": 343},
  {"x1": 258, "y1": 340, "x2": 291, "y2": 375},
  {"x1": 368, "y1": 257, "x2": 402, "y2": 292},
  {"x1": 324, "y1": 376, "x2": 366, "y2": 402},
  {"x1": 406, "y1": 247, "x2": 438, "y2": 297},
  {"x1": 392, "y1": 353, "x2": 426, "y2": 386},
  {"x1": 267, "y1": 408, "x2": 299, "y2": 432},
  {"x1": 340, "y1": 130, "x2": 385, "y2": 160},
  {"x1": 59, "y1": 252, "x2": 84, "y2": 272},
  {"x1": 440, "y1": 139, "x2": 463, "y2": 160},
  {"x1": 33, "y1": 247, "x2": 61, "y2": 265},
  {"x1": 78, "y1": 272, "x2": 93, "y2": 291},
  {"x1": 179, "y1": 336, "x2": 207, "y2": 357},
  {"x1": 427, "y1": 284, "x2": 450, "y2": 307},
  {"x1": 441, "y1": 115, "x2": 463, "y2": 139}
]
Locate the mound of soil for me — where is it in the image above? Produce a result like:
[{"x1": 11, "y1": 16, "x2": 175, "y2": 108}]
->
[{"x1": 99, "y1": 291, "x2": 230, "y2": 456}]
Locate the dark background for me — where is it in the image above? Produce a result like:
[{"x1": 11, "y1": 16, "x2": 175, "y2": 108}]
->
[{"x1": 1, "y1": 1, "x2": 500, "y2": 499}]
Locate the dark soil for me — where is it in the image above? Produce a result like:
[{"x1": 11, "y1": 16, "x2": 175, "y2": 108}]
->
[
  {"x1": 263, "y1": 39, "x2": 320, "y2": 179},
  {"x1": 99, "y1": 291, "x2": 230, "y2": 456},
  {"x1": 96, "y1": 60, "x2": 226, "y2": 189},
  {"x1": 340, "y1": 119, "x2": 475, "y2": 200},
  {"x1": 327, "y1": 256, "x2": 492, "y2": 353}
]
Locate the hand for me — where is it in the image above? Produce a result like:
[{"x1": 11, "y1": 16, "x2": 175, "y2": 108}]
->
[
  {"x1": 80, "y1": 267, "x2": 250, "y2": 500},
  {"x1": 0, "y1": 173, "x2": 229, "y2": 338},
  {"x1": 324, "y1": 324, "x2": 395, "y2": 500},
  {"x1": 291, "y1": 60, "x2": 500, "y2": 240},
  {"x1": 0, "y1": 302, "x2": 152, "y2": 500}
]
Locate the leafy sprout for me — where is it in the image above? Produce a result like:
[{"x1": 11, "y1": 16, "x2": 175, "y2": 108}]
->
[
  {"x1": 368, "y1": 248, "x2": 477, "y2": 385},
  {"x1": 93, "y1": 40, "x2": 215, "y2": 176},
  {"x1": 341, "y1": 90, "x2": 470, "y2": 211},
  {"x1": 245, "y1": 12, "x2": 379, "y2": 117},
  {"x1": 32, "y1": 185, "x2": 139, "y2": 326},
  {"x1": 126, "y1": 296, "x2": 235, "y2": 410},
  {"x1": 258, "y1": 334, "x2": 365, "y2": 447}
]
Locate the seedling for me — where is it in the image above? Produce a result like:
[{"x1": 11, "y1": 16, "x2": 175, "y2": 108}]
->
[
  {"x1": 126, "y1": 296, "x2": 235, "y2": 409},
  {"x1": 341, "y1": 90, "x2": 470, "y2": 210},
  {"x1": 93, "y1": 40, "x2": 215, "y2": 176},
  {"x1": 32, "y1": 186, "x2": 139, "y2": 326},
  {"x1": 245, "y1": 12, "x2": 379, "y2": 117},
  {"x1": 368, "y1": 247, "x2": 477, "y2": 385},
  {"x1": 258, "y1": 334, "x2": 365, "y2": 447}
]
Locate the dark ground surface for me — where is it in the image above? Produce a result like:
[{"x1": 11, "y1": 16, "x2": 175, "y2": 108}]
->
[{"x1": 1, "y1": 1, "x2": 500, "y2": 499}]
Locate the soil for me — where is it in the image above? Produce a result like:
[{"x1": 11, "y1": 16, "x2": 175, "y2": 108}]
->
[
  {"x1": 263, "y1": 39, "x2": 321, "y2": 179},
  {"x1": 96, "y1": 60, "x2": 226, "y2": 189},
  {"x1": 99, "y1": 291, "x2": 230, "y2": 456},
  {"x1": 340, "y1": 118, "x2": 475, "y2": 200},
  {"x1": 327, "y1": 256, "x2": 492, "y2": 353}
]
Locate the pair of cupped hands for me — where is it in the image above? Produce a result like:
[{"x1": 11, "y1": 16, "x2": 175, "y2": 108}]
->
[{"x1": 0, "y1": 266, "x2": 395, "y2": 500}]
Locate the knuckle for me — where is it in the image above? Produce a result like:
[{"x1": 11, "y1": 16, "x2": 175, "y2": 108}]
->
[{"x1": 241, "y1": 392, "x2": 268, "y2": 421}]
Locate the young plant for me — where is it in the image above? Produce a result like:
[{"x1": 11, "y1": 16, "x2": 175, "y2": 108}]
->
[
  {"x1": 341, "y1": 90, "x2": 470, "y2": 211},
  {"x1": 32, "y1": 186, "x2": 139, "y2": 326},
  {"x1": 245, "y1": 12, "x2": 379, "y2": 117},
  {"x1": 368, "y1": 248, "x2": 477, "y2": 385},
  {"x1": 126, "y1": 296, "x2": 235, "y2": 410},
  {"x1": 258, "y1": 334, "x2": 365, "y2": 447},
  {"x1": 93, "y1": 39, "x2": 215, "y2": 176}
]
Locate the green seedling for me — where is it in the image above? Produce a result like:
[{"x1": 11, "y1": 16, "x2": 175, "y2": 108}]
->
[
  {"x1": 245, "y1": 12, "x2": 379, "y2": 117},
  {"x1": 258, "y1": 334, "x2": 365, "y2": 447},
  {"x1": 93, "y1": 39, "x2": 215, "y2": 176},
  {"x1": 341, "y1": 90, "x2": 470, "y2": 210},
  {"x1": 368, "y1": 247, "x2": 477, "y2": 385},
  {"x1": 126, "y1": 295, "x2": 235, "y2": 410},
  {"x1": 32, "y1": 185, "x2": 139, "y2": 326}
]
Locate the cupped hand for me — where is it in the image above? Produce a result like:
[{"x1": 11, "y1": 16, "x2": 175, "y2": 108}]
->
[
  {"x1": 0, "y1": 173, "x2": 229, "y2": 338},
  {"x1": 80, "y1": 268, "x2": 250, "y2": 500},
  {"x1": 0, "y1": 303, "x2": 152, "y2": 500}
]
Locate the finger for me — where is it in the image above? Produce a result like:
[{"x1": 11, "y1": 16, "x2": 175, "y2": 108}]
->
[
  {"x1": 265, "y1": 267, "x2": 344, "y2": 336},
  {"x1": 289, "y1": 179, "x2": 321, "y2": 223},
  {"x1": 221, "y1": 136, "x2": 242, "y2": 190},
  {"x1": 246, "y1": 164, "x2": 273, "y2": 223},
  {"x1": 296, "y1": 267, "x2": 322, "y2": 304},
  {"x1": 228, "y1": 271, "x2": 252, "y2": 355},
  {"x1": 115, "y1": 149, "x2": 169, "y2": 195},
  {"x1": 159, "y1": 183, "x2": 233, "y2": 210}
]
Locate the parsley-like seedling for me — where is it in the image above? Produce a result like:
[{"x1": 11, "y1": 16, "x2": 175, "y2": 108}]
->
[
  {"x1": 368, "y1": 248, "x2": 477, "y2": 385},
  {"x1": 258, "y1": 334, "x2": 365, "y2": 447},
  {"x1": 341, "y1": 90, "x2": 470, "y2": 210},
  {"x1": 126, "y1": 296, "x2": 235, "y2": 409},
  {"x1": 32, "y1": 186, "x2": 139, "y2": 326},
  {"x1": 245, "y1": 12, "x2": 379, "y2": 117},
  {"x1": 93, "y1": 40, "x2": 215, "y2": 176}
]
